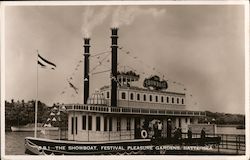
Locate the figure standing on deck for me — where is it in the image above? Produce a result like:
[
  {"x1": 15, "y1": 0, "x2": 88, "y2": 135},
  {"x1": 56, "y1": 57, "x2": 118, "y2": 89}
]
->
[
  {"x1": 177, "y1": 128, "x2": 182, "y2": 145},
  {"x1": 153, "y1": 121, "x2": 158, "y2": 139},
  {"x1": 187, "y1": 128, "x2": 192, "y2": 144},
  {"x1": 201, "y1": 127, "x2": 206, "y2": 146},
  {"x1": 157, "y1": 121, "x2": 163, "y2": 138},
  {"x1": 135, "y1": 124, "x2": 141, "y2": 139}
]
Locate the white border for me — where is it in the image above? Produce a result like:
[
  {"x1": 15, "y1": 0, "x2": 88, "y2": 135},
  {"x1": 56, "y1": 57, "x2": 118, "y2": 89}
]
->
[
  {"x1": 1, "y1": 1, "x2": 249, "y2": 6},
  {"x1": 244, "y1": 1, "x2": 249, "y2": 158},
  {"x1": 1, "y1": 1, "x2": 6, "y2": 159},
  {"x1": 1, "y1": 1, "x2": 249, "y2": 160}
]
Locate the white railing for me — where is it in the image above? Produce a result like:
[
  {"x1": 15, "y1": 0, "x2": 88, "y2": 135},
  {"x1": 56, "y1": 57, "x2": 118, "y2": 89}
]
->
[{"x1": 64, "y1": 104, "x2": 205, "y2": 117}]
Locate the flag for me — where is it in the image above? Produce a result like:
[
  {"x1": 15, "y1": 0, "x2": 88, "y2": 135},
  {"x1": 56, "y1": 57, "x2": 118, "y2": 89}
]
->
[
  {"x1": 37, "y1": 52, "x2": 56, "y2": 70},
  {"x1": 67, "y1": 80, "x2": 78, "y2": 94},
  {"x1": 38, "y1": 60, "x2": 46, "y2": 68}
]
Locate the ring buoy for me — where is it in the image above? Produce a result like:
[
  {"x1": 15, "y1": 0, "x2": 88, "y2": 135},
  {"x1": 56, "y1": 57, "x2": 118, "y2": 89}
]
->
[{"x1": 141, "y1": 130, "x2": 148, "y2": 139}]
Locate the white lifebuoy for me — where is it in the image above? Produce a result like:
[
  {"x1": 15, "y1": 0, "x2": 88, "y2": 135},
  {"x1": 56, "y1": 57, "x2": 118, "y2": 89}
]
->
[{"x1": 141, "y1": 130, "x2": 148, "y2": 139}]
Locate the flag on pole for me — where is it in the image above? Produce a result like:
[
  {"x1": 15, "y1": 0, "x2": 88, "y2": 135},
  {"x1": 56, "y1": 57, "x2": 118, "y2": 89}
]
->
[{"x1": 37, "y1": 51, "x2": 57, "y2": 69}]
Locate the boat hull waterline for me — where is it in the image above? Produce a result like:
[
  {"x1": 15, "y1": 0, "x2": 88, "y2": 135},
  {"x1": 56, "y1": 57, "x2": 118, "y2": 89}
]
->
[{"x1": 24, "y1": 137, "x2": 221, "y2": 155}]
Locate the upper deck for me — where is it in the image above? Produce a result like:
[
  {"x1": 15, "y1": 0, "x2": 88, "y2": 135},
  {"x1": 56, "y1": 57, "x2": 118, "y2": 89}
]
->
[{"x1": 100, "y1": 85, "x2": 186, "y2": 110}]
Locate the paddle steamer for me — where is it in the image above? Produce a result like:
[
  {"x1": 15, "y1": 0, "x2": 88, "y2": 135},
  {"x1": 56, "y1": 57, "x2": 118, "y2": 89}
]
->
[{"x1": 25, "y1": 28, "x2": 220, "y2": 155}]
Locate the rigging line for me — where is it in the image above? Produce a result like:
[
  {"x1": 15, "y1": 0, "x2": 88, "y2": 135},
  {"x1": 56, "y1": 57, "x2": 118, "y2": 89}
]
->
[
  {"x1": 91, "y1": 69, "x2": 111, "y2": 75},
  {"x1": 90, "y1": 53, "x2": 111, "y2": 73},
  {"x1": 90, "y1": 51, "x2": 111, "y2": 58},
  {"x1": 120, "y1": 47, "x2": 185, "y2": 88},
  {"x1": 100, "y1": 63, "x2": 111, "y2": 70},
  {"x1": 119, "y1": 48, "x2": 163, "y2": 75},
  {"x1": 90, "y1": 63, "x2": 110, "y2": 74}
]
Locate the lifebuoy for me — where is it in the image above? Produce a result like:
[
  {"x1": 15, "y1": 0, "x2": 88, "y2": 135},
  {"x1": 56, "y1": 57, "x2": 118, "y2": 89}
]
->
[{"x1": 141, "y1": 130, "x2": 148, "y2": 139}]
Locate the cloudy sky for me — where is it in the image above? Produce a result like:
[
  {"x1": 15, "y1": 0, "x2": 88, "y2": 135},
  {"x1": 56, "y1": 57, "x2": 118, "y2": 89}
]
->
[{"x1": 4, "y1": 4, "x2": 245, "y2": 114}]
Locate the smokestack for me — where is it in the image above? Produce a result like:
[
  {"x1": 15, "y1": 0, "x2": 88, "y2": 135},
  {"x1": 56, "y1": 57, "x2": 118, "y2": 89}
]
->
[
  {"x1": 111, "y1": 28, "x2": 118, "y2": 107},
  {"x1": 83, "y1": 38, "x2": 90, "y2": 104}
]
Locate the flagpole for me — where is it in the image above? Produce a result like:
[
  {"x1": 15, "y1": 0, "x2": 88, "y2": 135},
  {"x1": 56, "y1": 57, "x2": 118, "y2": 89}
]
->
[{"x1": 35, "y1": 50, "x2": 39, "y2": 138}]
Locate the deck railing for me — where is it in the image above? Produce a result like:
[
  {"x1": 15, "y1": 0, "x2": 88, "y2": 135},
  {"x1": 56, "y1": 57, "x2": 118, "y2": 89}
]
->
[
  {"x1": 64, "y1": 104, "x2": 205, "y2": 117},
  {"x1": 177, "y1": 133, "x2": 245, "y2": 154},
  {"x1": 42, "y1": 127, "x2": 244, "y2": 154}
]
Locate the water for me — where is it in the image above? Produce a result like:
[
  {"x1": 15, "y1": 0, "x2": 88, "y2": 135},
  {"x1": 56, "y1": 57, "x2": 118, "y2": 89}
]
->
[
  {"x1": 216, "y1": 126, "x2": 245, "y2": 135},
  {"x1": 5, "y1": 131, "x2": 42, "y2": 155},
  {"x1": 5, "y1": 126, "x2": 245, "y2": 155}
]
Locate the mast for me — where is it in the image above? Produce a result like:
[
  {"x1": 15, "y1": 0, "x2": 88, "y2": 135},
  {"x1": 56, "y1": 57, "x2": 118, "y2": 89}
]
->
[{"x1": 35, "y1": 51, "x2": 39, "y2": 138}]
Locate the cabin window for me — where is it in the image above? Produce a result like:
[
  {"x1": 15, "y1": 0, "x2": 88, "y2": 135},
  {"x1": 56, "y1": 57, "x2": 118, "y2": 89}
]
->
[
  {"x1": 190, "y1": 118, "x2": 193, "y2": 123},
  {"x1": 71, "y1": 117, "x2": 74, "y2": 134},
  {"x1": 179, "y1": 118, "x2": 181, "y2": 128},
  {"x1": 137, "y1": 94, "x2": 140, "y2": 101},
  {"x1": 109, "y1": 117, "x2": 112, "y2": 131},
  {"x1": 167, "y1": 97, "x2": 169, "y2": 103},
  {"x1": 106, "y1": 92, "x2": 109, "y2": 99},
  {"x1": 82, "y1": 115, "x2": 86, "y2": 130},
  {"x1": 104, "y1": 117, "x2": 108, "y2": 131},
  {"x1": 130, "y1": 93, "x2": 134, "y2": 100},
  {"x1": 177, "y1": 98, "x2": 179, "y2": 104},
  {"x1": 149, "y1": 95, "x2": 152, "y2": 102},
  {"x1": 143, "y1": 94, "x2": 147, "y2": 101},
  {"x1": 161, "y1": 96, "x2": 164, "y2": 103},
  {"x1": 182, "y1": 98, "x2": 184, "y2": 104},
  {"x1": 117, "y1": 117, "x2": 121, "y2": 131},
  {"x1": 88, "y1": 116, "x2": 92, "y2": 130},
  {"x1": 96, "y1": 117, "x2": 101, "y2": 131},
  {"x1": 127, "y1": 118, "x2": 131, "y2": 130},
  {"x1": 155, "y1": 96, "x2": 158, "y2": 102},
  {"x1": 121, "y1": 92, "x2": 126, "y2": 100},
  {"x1": 75, "y1": 117, "x2": 78, "y2": 135},
  {"x1": 172, "y1": 97, "x2": 174, "y2": 104}
]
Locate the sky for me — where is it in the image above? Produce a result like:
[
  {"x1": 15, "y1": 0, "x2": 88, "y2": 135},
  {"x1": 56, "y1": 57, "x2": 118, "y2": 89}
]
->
[{"x1": 3, "y1": 4, "x2": 245, "y2": 114}]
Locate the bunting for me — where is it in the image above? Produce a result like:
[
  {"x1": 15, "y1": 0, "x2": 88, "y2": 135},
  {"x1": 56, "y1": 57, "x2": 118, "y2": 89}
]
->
[{"x1": 67, "y1": 80, "x2": 79, "y2": 94}]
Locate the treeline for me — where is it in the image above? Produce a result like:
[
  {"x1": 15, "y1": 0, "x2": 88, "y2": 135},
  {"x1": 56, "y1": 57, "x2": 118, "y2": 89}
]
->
[
  {"x1": 5, "y1": 99, "x2": 50, "y2": 131},
  {"x1": 198, "y1": 111, "x2": 245, "y2": 125}
]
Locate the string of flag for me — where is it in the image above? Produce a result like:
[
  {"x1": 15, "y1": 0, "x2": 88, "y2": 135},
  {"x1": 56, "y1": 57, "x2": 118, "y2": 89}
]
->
[
  {"x1": 59, "y1": 49, "x2": 111, "y2": 97},
  {"x1": 55, "y1": 45, "x2": 198, "y2": 106},
  {"x1": 117, "y1": 46, "x2": 186, "y2": 90}
]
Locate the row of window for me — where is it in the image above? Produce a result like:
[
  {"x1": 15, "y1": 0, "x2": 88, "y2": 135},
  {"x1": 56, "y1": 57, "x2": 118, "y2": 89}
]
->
[
  {"x1": 106, "y1": 91, "x2": 185, "y2": 104},
  {"x1": 81, "y1": 116, "x2": 131, "y2": 132},
  {"x1": 72, "y1": 116, "x2": 193, "y2": 135}
]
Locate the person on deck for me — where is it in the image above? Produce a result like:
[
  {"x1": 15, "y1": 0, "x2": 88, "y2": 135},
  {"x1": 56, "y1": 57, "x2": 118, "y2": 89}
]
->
[
  {"x1": 177, "y1": 128, "x2": 182, "y2": 145},
  {"x1": 187, "y1": 128, "x2": 192, "y2": 145},
  {"x1": 157, "y1": 121, "x2": 163, "y2": 138},
  {"x1": 153, "y1": 121, "x2": 158, "y2": 139},
  {"x1": 201, "y1": 127, "x2": 206, "y2": 146},
  {"x1": 135, "y1": 124, "x2": 141, "y2": 139}
]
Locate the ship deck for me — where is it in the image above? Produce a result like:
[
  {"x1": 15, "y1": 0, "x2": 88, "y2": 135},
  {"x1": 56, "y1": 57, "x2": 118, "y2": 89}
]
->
[{"x1": 65, "y1": 104, "x2": 205, "y2": 117}]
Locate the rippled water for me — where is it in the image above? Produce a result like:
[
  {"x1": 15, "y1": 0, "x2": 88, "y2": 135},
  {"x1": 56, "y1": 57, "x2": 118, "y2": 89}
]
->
[
  {"x1": 216, "y1": 126, "x2": 245, "y2": 135},
  {"x1": 5, "y1": 126, "x2": 245, "y2": 155},
  {"x1": 5, "y1": 131, "x2": 42, "y2": 155}
]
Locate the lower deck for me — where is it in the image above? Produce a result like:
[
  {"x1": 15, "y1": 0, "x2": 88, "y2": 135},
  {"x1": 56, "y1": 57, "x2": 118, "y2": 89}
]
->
[{"x1": 68, "y1": 111, "x2": 199, "y2": 142}]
